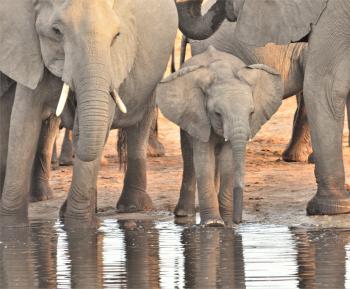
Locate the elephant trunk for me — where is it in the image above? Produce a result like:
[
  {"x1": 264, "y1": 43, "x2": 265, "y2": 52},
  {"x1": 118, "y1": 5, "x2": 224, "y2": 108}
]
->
[
  {"x1": 175, "y1": 0, "x2": 226, "y2": 40},
  {"x1": 75, "y1": 64, "x2": 112, "y2": 162},
  {"x1": 228, "y1": 127, "x2": 247, "y2": 224}
]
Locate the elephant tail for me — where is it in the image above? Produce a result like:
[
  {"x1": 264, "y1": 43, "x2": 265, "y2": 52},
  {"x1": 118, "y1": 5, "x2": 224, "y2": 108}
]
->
[{"x1": 117, "y1": 129, "x2": 128, "y2": 171}]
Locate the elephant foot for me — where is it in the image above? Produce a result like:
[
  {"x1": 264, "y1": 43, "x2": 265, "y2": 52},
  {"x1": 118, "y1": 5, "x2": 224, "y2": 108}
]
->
[
  {"x1": 307, "y1": 194, "x2": 350, "y2": 215},
  {"x1": 30, "y1": 185, "x2": 54, "y2": 202},
  {"x1": 201, "y1": 217, "x2": 225, "y2": 227},
  {"x1": 59, "y1": 199, "x2": 98, "y2": 228},
  {"x1": 282, "y1": 143, "x2": 312, "y2": 162},
  {"x1": 219, "y1": 210, "x2": 233, "y2": 226},
  {"x1": 147, "y1": 136, "x2": 165, "y2": 157},
  {"x1": 174, "y1": 201, "x2": 196, "y2": 217},
  {"x1": 116, "y1": 191, "x2": 153, "y2": 213},
  {"x1": 308, "y1": 152, "x2": 315, "y2": 164}
]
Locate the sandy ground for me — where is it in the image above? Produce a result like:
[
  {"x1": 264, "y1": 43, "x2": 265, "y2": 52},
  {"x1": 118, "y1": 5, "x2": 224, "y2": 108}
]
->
[{"x1": 29, "y1": 34, "x2": 350, "y2": 228}]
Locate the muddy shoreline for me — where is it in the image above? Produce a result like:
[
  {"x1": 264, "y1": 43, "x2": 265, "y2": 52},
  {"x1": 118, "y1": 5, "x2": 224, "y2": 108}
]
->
[{"x1": 27, "y1": 96, "x2": 350, "y2": 229}]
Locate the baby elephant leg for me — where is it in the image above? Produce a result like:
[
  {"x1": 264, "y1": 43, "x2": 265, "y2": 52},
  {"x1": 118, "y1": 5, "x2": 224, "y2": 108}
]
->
[
  {"x1": 174, "y1": 129, "x2": 197, "y2": 217},
  {"x1": 193, "y1": 138, "x2": 224, "y2": 227}
]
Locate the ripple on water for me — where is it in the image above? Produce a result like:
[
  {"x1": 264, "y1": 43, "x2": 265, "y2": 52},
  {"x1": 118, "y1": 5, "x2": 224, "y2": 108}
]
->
[{"x1": 0, "y1": 220, "x2": 349, "y2": 288}]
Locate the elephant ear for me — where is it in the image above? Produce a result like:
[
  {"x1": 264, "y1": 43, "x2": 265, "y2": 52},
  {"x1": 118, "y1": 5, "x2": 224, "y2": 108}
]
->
[
  {"x1": 34, "y1": 0, "x2": 66, "y2": 79},
  {"x1": 156, "y1": 65, "x2": 215, "y2": 142},
  {"x1": 237, "y1": 64, "x2": 283, "y2": 137},
  {"x1": 111, "y1": 0, "x2": 137, "y2": 90},
  {"x1": 234, "y1": 0, "x2": 328, "y2": 46},
  {"x1": 0, "y1": 0, "x2": 44, "y2": 89}
]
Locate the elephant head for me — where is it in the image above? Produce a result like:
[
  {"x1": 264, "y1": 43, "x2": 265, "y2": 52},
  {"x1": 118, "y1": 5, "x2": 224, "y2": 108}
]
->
[
  {"x1": 0, "y1": 0, "x2": 136, "y2": 162},
  {"x1": 156, "y1": 47, "x2": 283, "y2": 223},
  {"x1": 175, "y1": 0, "x2": 328, "y2": 45}
]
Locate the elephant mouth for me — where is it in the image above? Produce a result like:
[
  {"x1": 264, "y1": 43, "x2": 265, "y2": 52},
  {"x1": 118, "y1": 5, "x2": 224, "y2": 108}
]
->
[{"x1": 55, "y1": 83, "x2": 127, "y2": 117}]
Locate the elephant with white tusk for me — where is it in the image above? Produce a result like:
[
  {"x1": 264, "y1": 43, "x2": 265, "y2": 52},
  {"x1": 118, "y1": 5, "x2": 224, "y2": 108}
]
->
[
  {"x1": 156, "y1": 47, "x2": 283, "y2": 225},
  {"x1": 0, "y1": 0, "x2": 178, "y2": 226}
]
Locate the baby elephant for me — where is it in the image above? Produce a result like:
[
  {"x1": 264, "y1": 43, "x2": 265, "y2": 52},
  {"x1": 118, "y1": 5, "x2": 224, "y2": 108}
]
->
[{"x1": 156, "y1": 47, "x2": 283, "y2": 226}]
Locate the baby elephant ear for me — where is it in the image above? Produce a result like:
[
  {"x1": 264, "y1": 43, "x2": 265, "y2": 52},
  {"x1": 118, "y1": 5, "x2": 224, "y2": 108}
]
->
[
  {"x1": 156, "y1": 65, "x2": 215, "y2": 142},
  {"x1": 237, "y1": 64, "x2": 283, "y2": 137}
]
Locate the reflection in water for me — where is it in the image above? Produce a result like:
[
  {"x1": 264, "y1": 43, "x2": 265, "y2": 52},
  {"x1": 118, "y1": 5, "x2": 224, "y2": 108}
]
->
[
  {"x1": 0, "y1": 221, "x2": 350, "y2": 288},
  {"x1": 240, "y1": 225, "x2": 298, "y2": 288}
]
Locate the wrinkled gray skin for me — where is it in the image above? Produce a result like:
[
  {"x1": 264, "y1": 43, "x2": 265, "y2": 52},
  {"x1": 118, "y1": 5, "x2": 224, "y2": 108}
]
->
[
  {"x1": 0, "y1": 0, "x2": 177, "y2": 226},
  {"x1": 186, "y1": 7, "x2": 311, "y2": 162},
  {"x1": 175, "y1": 7, "x2": 312, "y2": 217},
  {"x1": 156, "y1": 47, "x2": 283, "y2": 225},
  {"x1": 176, "y1": 0, "x2": 350, "y2": 216},
  {"x1": 56, "y1": 107, "x2": 165, "y2": 168}
]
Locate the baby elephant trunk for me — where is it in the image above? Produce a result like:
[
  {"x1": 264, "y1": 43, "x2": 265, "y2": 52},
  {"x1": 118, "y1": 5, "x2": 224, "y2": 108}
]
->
[{"x1": 230, "y1": 138, "x2": 247, "y2": 224}]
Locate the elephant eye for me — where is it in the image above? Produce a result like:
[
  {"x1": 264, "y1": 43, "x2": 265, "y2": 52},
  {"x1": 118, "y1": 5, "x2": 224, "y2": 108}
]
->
[
  {"x1": 111, "y1": 32, "x2": 121, "y2": 46},
  {"x1": 52, "y1": 24, "x2": 63, "y2": 37}
]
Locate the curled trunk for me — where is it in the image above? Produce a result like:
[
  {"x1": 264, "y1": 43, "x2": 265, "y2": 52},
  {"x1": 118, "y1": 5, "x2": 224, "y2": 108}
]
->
[{"x1": 176, "y1": 0, "x2": 226, "y2": 40}]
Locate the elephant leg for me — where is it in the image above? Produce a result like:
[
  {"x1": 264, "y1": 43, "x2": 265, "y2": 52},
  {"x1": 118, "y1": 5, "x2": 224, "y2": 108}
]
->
[
  {"x1": 59, "y1": 128, "x2": 74, "y2": 166},
  {"x1": 282, "y1": 92, "x2": 312, "y2": 162},
  {"x1": 61, "y1": 156, "x2": 100, "y2": 225},
  {"x1": 217, "y1": 143, "x2": 234, "y2": 225},
  {"x1": 304, "y1": 57, "x2": 350, "y2": 215},
  {"x1": 174, "y1": 129, "x2": 197, "y2": 217},
  {"x1": 116, "y1": 109, "x2": 154, "y2": 212},
  {"x1": 30, "y1": 115, "x2": 61, "y2": 202},
  {"x1": 347, "y1": 94, "x2": 350, "y2": 147},
  {"x1": 0, "y1": 86, "x2": 15, "y2": 196},
  {"x1": 0, "y1": 84, "x2": 46, "y2": 224},
  {"x1": 193, "y1": 138, "x2": 224, "y2": 226},
  {"x1": 51, "y1": 140, "x2": 59, "y2": 170},
  {"x1": 147, "y1": 107, "x2": 165, "y2": 157}
]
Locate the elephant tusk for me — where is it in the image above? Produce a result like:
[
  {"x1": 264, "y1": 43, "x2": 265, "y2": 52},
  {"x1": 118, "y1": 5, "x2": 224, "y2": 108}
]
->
[
  {"x1": 111, "y1": 90, "x2": 127, "y2": 114},
  {"x1": 56, "y1": 83, "x2": 70, "y2": 117}
]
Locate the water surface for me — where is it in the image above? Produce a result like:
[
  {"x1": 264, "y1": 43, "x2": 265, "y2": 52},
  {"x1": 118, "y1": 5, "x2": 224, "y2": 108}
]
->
[{"x1": 0, "y1": 219, "x2": 349, "y2": 288}]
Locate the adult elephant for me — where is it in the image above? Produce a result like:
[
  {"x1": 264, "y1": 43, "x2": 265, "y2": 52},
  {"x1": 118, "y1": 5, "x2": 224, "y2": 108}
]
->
[
  {"x1": 176, "y1": 0, "x2": 350, "y2": 216},
  {"x1": 0, "y1": 0, "x2": 178, "y2": 225}
]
